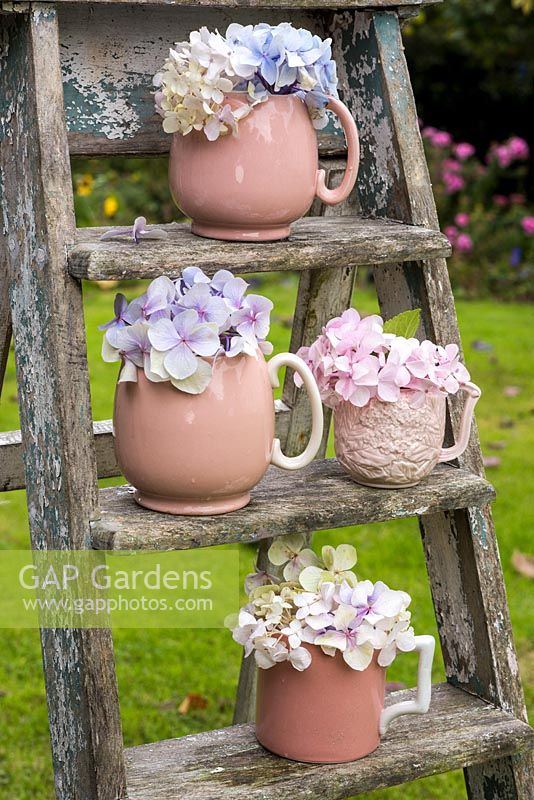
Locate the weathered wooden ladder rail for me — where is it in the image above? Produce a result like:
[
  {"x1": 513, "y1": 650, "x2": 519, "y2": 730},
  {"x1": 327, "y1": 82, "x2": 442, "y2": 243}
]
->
[{"x1": 1, "y1": 2, "x2": 533, "y2": 799}]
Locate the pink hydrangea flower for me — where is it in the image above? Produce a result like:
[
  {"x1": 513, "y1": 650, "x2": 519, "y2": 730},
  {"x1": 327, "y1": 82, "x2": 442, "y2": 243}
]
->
[
  {"x1": 442, "y1": 159, "x2": 462, "y2": 173},
  {"x1": 444, "y1": 225, "x2": 459, "y2": 244},
  {"x1": 406, "y1": 341, "x2": 470, "y2": 401},
  {"x1": 454, "y1": 213, "x2": 470, "y2": 228},
  {"x1": 376, "y1": 362, "x2": 410, "y2": 402},
  {"x1": 454, "y1": 142, "x2": 475, "y2": 160},
  {"x1": 431, "y1": 130, "x2": 452, "y2": 148},
  {"x1": 455, "y1": 233, "x2": 473, "y2": 253},
  {"x1": 325, "y1": 309, "x2": 383, "y2": 359},
  {"x1": 443, "y1": 172, "x2": 465, "y2": 194},
  {"x1": 335, "y1": 356, "x2": 379, "y2": 407},
  {"x1": 521, "y1": 216, "x2": 534, "y2": 236},
  {"x1": 493, "y1": 194, "x2": 508, "y2": 207},
  {"x1": 507, "y1": 136, "x2": 529, "y2": 160},
  {"x1": 432, "y1": 343, "x2": 469, "y2": 394},
  {"x1": 295, "y1": 309, "x2": 471, "y2": 410}
]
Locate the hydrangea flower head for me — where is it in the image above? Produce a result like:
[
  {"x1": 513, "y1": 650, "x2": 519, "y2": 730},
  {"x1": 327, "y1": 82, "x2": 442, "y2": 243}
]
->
[
  {"x1": 154, "y1": 23, "x2": 339, "y2": 139},
  {"x1": 101, "y1": 269, "x2": 273, "y2": 394},
  {"x1": 295, "y1": 307, "x2": 471, "y2": 410},
  {"x1": 454, "y1": 142, "x2": 475, "y2": 161},
  {"x1": 230, "y1": 535, "x2": 417, "y2": 671}
]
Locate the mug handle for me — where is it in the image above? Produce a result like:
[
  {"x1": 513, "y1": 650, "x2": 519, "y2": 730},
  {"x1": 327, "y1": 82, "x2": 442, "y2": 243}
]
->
[
  {"x1": 379, "y1": 635, "x2": 435, "y2": 736},
  {"x1": 439, "y1": 381, "x2": 481, "y2": 463},
  {"x1": 315, "y1": 96, "x2": 360, "y2": 206},
  {"x1": 267, "y1": 353, "x2": 324, "y2": 471}
]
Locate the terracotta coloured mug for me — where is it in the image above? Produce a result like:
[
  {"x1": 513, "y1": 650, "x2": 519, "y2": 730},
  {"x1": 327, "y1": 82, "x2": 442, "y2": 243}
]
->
[
  {"x1": 113, "y1": 352, "x2": 323, "y2": 515},
  {"x1": 256, "y1": 635, "x2": 435, "y2": 763},
  {"x1": 333, "y1": 382, "x2": 481, "y2": 488},
  {"x1": 169, "y1": 92, "x2": 359, "y2": 242}
]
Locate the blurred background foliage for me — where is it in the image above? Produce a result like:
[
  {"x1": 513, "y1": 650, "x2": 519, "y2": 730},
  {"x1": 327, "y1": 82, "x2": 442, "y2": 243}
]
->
[
  {"x1": 73, "y1": 158, "x2": 174, "y2": 228},
  {"x1": 421, "y1": 129, "x2": 533, "y2": 300},
  {"x1": 403, "y1": 0, "x2": 534, "y2": 300},
  {"x1": 404, "y1": 0, "x2": 533, "y2": 161}
]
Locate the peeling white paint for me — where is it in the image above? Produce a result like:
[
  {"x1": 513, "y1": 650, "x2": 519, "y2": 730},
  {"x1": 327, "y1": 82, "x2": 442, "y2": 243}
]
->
[
  {"x1": 506, "y1": 645, "x2": 519, "y2": 678},
  {"x1": 58, "y1": 5, "x2": 321, "y2": 142},
  {"x1": 61, "y1": 40, "x2": 146, "y2": 140}
]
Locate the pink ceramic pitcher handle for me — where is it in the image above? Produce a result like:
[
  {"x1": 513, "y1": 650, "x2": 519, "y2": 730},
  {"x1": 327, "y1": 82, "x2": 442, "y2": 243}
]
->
[
  {"x1": 439, "y1": 381, "x2": 481, "y2": 463},
  {"x1": 379, "y1": 635, "x2": 435, "y2": 736},
  {"x1": 268, "y1": 353, "x2": 324, "y2": 471},
  {"x1": 315, "y1": 96, "x2": 360, "y2": 206}
]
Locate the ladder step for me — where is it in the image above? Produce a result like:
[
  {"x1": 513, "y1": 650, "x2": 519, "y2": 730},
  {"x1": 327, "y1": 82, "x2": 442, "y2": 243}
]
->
[
  {"x1": 124, "y1": 683, "x2": 534, "y2": 800},
  {"x1": 0, "y1": 403, "x2": 290, "y2": 492},
  {"x1": 57, "y1": 0, "x2": 439, "y2": 8},
  {"x1": 0, "y1": 422, "x2": 118, "y2": 491},
  {"x1": 91, "y1": 460, "x2": 495, "y2": 551},
  {"x1": 68, "y1": 217, "x2": 451, "y2": 281}
]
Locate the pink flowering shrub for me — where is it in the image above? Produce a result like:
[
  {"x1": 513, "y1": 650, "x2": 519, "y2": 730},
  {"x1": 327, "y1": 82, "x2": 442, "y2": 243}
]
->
[
  {"x1": 421, "y1": 125, "x2": 533, "y2": 299},
  {"x1": 294, "y1": 308, "x2": 470, "y2": 410}
]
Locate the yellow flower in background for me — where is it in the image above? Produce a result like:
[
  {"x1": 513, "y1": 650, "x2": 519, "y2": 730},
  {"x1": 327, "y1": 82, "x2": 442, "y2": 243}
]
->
[
  {"x1": 103, "y1": 195, "x2": 119, "y2": 217},
  {"x1": 512, "y1": 0, "x2": 532, "y2": 13},
  {"x1": 96, "y1": 280, "x2": 120, "y2": 291},
  {"x1": 76, "y1": 173, "x2": 94, "y2": 197}
]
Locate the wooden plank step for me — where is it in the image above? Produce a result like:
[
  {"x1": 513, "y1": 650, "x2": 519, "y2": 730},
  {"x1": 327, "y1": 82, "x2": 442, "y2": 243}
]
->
[
  {"x1": 124, "y1": 683, "x2": 534, "y2": 800},
  {"x1": 91, "y1": 460, "x2": 495, "y2": 551},
  {"x1": 0, "y1": 403, "x2": 290, "y2": 492},
  {"x1": 68, "y1": 217, "x2": 451, "y2": 281},
  {"x1": 28, "y1": 0, "x2": 441, "y2": 6},
  {"x1": 0, "y1": 422, "x2": 118, "y2": 491}
]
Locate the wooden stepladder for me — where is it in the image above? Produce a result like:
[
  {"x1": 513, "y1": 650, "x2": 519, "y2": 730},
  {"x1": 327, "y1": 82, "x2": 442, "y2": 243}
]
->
[{"x1": 1, "y1": 2, "x2": 533, "y2": 799}]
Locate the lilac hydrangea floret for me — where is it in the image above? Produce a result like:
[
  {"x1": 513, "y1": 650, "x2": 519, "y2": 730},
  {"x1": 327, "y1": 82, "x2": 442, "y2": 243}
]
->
[
  {"x1": 100, "y1": 216, "x2": 169, "y2": 244},
  {"x1": 101, "y1": 268, "x2": 273, "y2": 394}
]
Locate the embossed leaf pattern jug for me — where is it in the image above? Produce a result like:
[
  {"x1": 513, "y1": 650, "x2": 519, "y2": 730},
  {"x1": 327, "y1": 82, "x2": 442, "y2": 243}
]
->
[
  {"x1": 333, "y1": 383, "x2": 481, "y2": 488},
  {"x1": 169, "y1": 93, "x2": 359, "y2": 242}
]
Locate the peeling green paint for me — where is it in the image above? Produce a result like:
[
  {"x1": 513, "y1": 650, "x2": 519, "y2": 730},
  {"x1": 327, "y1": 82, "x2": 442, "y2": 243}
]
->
[
  {"x1": 469, "y1": 506, "x2": 489, "y2": 547},
  {"x1": 57, "y1": 5, "x2": 335, "y2": 146},
  {"x1": 62, "y1": 79, "x2": 148, "y2": 140},
  {"x1": 329, "y1": 11, "x2": 400, "y2": 215}
]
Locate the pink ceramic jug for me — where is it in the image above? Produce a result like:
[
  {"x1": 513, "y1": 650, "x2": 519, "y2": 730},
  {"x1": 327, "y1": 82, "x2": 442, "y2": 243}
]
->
[
  {"x1": 333, "y1": 382, "x2": 481, "y2": 488},
  {"x1": 256, "y1": 635, "x2": 435, "y2": 763},
  {"x1": 113, "y1": 352, "x2": 323, "y2": 515},
  {"x1": 169, "y1": 92, "x2": 359, "y2": 242}
]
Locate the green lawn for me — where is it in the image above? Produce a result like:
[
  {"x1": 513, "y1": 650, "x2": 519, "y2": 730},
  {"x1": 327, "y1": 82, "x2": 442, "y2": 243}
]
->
[{"x1": 0, "y1": 275, "x2": 533, "y2": 799}]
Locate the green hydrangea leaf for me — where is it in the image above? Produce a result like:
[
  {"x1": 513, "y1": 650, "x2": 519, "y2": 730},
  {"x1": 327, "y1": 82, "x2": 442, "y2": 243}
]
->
[{"x1": 383, "y1": 309, "x2": 421, "y2": 339}]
